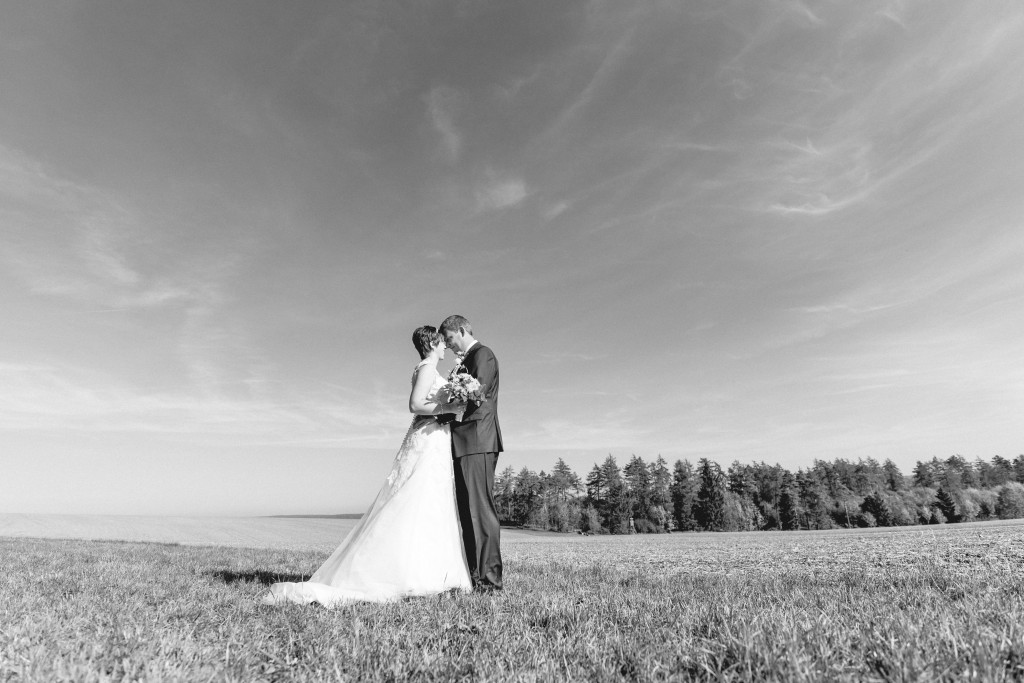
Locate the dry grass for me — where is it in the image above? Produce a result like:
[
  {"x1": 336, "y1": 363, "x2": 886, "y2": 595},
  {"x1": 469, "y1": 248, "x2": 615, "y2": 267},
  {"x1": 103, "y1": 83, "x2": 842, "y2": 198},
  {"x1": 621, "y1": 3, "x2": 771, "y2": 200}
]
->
[{"x1": 2, "y1": 522, "x2": 1023, "y2": 681}]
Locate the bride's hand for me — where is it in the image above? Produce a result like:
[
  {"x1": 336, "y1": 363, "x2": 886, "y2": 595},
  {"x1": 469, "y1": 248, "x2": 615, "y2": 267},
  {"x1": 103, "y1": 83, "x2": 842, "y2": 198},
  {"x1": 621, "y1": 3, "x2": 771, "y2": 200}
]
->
[{"x1": 442, "y1": 400, "x2": 467, "y2": 414}]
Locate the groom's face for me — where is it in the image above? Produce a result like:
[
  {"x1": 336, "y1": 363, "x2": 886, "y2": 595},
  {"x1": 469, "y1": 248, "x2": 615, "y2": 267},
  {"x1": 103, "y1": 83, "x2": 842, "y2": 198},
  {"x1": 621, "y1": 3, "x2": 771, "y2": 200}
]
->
[{"x1": 444, "y1": 328, "x2": 468, "y2": 354}]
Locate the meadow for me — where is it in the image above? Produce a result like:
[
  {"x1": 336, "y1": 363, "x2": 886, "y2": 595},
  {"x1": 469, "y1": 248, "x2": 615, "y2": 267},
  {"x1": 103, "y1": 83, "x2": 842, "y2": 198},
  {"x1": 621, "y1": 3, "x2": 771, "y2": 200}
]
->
[{"x1": 2, "y1": 521, "x2": 1023, "y2": 682}]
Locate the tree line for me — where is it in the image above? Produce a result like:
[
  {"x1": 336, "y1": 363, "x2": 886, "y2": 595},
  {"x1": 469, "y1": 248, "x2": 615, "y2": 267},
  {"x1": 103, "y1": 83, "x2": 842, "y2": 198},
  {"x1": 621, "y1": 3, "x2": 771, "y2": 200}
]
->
[{"x1": 493, "y1": 454, "x2": 1024, "y2": 533}]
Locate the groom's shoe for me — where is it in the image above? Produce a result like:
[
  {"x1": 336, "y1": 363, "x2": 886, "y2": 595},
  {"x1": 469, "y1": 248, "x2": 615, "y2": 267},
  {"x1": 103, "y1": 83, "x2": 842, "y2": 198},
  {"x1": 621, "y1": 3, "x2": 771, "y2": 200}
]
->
[{"x1": 473, "y1": 582, "x2": 502, "y2": 594}]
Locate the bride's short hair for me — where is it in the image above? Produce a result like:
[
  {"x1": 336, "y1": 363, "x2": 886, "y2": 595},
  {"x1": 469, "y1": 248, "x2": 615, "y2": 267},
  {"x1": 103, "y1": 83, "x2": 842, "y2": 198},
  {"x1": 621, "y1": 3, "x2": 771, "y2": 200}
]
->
[
  {"x1": 439, "y1": 314, "x2": 472, "y2": 336},
  {"x1": 412, "y1": 325, "x2": 441, "y2": 359}
]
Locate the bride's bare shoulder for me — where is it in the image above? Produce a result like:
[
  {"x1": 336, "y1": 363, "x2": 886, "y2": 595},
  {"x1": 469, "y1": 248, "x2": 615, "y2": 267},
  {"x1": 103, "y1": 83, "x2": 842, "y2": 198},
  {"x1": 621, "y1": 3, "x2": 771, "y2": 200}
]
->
[{"x1": 411, "y1": 360, "x2": 437, "y2": 382}]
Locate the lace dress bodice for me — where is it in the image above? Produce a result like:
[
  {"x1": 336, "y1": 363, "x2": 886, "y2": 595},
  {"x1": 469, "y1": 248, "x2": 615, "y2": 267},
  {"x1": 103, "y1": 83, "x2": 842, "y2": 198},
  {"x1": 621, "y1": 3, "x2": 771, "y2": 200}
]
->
[
  {"x1": 413, "y1": 360, "x2": 445, "y2": 397},
  {"x1": 384, "y1": 361, "x2": 446, "y2": 489},
  {"x1": 410, "y1": 361, "x2": 445, "y2": 425}
]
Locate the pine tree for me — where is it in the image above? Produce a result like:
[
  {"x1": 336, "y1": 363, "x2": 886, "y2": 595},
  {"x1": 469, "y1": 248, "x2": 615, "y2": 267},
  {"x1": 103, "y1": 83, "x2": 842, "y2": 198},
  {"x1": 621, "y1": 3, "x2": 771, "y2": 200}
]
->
[
  {"x1": 989, "y1": 456, "x2": 1015, "y2": 486},
  {"x1": 599, "y1": 455, "x2": 622, "y2": 490},
  {"x1": 777, "y1": 472, "x2": 800, "y2": 530},
  {"x1": 623, "y1": 455, "x2": 651, "y2": 528},
  {"x1": 797, "y1": 469, "x2": 833, "y2": 530},
  {"x1": 814, "y1": 459, "x2": 853, "y2": 502},
  {"x1": 649, "y1": 455, "x2": 673, "y2": 530},
  {"x1": 935, "y1": 486, "x2": 959, "y2": 523},
  {"x1": 1014, "y1": 455, "x2": 1024, "y2": 483},
  {"x1": 726, "y1": 462, "x2": 754, "y2": 498},
  {"x1": 494, "y1": 466, "x2": 517, "y2": 523},
  {"x1": 882, "y1": 459, "x2": 906, "y2": 492},
  {"x1": 861, "y1": 491, "x2": 892, "y2": 526},
  {"x1": 597, "y1": 455, "x2": 627, "y2": 532},
  {"x1": 550, "y1": 458, "x2": 580, "y2": 501},
  {"x1": 912, "y1": 460, "x2": 936, "y2": 488},
  {"x1": 945, "y1": 455, "x2": 973, "y2": 488},
  {"x1": 585, "y1": 463, "x2": 606, "y2": 504},
  {"x1": 851, "y1": 458, "x2": 885, "y2": 495},
  {"x1": 975, "y1": 457, "x2": 995, "y2": 488},
  {"x1": 671, "y1": 460, "x2": 698, "y2": 531},
  {"x1": 694, "y1": 458, "x2": 726, "y2": 531},
  {"x1": 513, "y1": 467, "x2": 541, "y2": 526},
  {"x1": 940, "y1": 465, "x2": 964, "y2": 493}
]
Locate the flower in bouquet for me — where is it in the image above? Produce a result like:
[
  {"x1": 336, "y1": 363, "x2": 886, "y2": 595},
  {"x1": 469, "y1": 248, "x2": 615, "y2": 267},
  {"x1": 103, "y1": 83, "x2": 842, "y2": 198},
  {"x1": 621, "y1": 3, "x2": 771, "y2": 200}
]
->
[{"x1": 443, "y1": 370, "x2": 486, "y2": 405}]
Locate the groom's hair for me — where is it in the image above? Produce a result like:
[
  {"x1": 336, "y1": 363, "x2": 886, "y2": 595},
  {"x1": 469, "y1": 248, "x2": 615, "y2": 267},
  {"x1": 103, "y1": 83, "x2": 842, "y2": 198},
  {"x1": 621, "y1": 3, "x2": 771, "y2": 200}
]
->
[
  {"x1": 439, "y1": 315, "x2": 472, "y2": 336},
  {"x1": 412, "y1": 325, "x2": 441, "y2": 359}
]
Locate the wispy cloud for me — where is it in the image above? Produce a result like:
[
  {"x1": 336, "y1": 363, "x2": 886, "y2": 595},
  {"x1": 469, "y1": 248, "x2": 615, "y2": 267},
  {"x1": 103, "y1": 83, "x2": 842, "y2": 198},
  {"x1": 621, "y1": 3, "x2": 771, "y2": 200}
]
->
[
  {"x1": 475, "y1": 172, "x2": 528, "y2": 212},
  {"x1": 706, "y1": 3, "x2": 1024, "y2": 223},
  {"x1": 0, "y1": 361, "x2": 407, "y2": 446},
  {"x1": 762, "y1": 139, "x2": 874, "y2": 216},
  {"x1": 426, "y1": 86, "x2": 462, "y2": 162},
  {"x1": 542, "y1": 24, "x2": 636, "y2": 141},
  {"x1": 0, "y1": 144, "x2": 283, "y2": 406},
  {"x1": 542, "y1": 201, "x2": 570, "y2": 221},
  {"x1": 0, "y1": 144, "x2": 189, "y2": 309}
]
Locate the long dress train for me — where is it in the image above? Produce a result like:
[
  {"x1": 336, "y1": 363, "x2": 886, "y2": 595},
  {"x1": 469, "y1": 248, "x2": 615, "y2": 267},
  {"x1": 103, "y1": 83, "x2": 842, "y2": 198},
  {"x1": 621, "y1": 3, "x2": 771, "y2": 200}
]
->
[{"x1": 261, "y1": 362, "x2": 472, "y2": 606}]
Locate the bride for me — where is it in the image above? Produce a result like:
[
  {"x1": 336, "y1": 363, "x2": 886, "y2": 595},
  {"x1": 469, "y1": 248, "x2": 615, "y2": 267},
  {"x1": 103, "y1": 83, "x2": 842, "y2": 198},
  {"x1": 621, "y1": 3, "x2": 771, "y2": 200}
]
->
[{"x1": 261, "y1": 326, "x2": 472, "y2": 606}]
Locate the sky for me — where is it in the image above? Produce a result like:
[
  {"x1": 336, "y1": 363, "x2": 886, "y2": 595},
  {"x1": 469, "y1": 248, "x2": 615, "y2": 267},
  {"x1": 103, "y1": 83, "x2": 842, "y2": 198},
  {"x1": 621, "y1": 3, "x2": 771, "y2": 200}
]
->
[{"x1": 2, "y1": 1, "x2": 1023, "y2": 516}]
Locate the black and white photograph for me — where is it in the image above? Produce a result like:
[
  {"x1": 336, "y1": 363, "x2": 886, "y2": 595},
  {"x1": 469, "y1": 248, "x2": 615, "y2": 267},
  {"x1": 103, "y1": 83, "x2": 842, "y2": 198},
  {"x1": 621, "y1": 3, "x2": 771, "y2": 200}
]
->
[{"x1": 2, "y1": 1, "x2": 1023, "y2": 680}]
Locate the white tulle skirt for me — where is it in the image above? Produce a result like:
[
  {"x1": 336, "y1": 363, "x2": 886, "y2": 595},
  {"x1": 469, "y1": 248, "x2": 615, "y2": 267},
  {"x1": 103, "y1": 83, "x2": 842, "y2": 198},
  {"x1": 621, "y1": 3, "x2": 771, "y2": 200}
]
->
[{"x1": 262, "y1": 417, "x2": 472, "y2": 606}]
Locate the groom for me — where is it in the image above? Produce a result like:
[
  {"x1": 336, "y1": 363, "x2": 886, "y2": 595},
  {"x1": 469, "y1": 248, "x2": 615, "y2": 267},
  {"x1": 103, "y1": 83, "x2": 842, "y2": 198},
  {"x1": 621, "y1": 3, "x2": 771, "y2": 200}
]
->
[{"x1": 439, "y1": 314, "x2": 503, "y2": 592}]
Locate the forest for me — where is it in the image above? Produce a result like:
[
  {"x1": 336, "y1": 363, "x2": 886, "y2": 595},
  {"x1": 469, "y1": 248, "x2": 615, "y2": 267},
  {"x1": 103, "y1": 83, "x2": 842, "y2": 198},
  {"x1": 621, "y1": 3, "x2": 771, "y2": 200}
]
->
[{"x1": 493, "y1": 454, "x2": 1024, "y2": 533}]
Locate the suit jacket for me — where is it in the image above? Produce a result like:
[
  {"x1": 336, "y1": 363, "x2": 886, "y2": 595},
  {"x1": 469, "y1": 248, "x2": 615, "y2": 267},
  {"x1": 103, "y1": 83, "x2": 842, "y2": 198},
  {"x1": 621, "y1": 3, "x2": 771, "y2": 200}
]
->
[{"x1": 450, "y1": 343, "x2": 503, "y2": 458}]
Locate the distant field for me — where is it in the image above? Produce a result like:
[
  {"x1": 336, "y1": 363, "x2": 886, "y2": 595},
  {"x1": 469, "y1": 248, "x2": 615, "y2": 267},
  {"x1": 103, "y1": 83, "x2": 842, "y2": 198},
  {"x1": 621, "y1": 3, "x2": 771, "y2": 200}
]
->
[
  {"x1": 2, "y1": 519, "x2": 1023, "y2": 681},
  {"x1": 0, "y1": 513, "x2": 361, "y2": 551},
  {"x1": 0, "y1": 513, "x2": 548, "y2": 551},
  {"x1": 4, "y1": 512, "x2": 1022, "y2": 551}
]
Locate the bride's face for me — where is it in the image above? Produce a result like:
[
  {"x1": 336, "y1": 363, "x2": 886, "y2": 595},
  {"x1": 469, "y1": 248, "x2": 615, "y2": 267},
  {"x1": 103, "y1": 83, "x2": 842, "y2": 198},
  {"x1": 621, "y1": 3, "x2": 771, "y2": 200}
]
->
[{"x1": 434, "y1": 340, "x2": 446, "y2": 360}]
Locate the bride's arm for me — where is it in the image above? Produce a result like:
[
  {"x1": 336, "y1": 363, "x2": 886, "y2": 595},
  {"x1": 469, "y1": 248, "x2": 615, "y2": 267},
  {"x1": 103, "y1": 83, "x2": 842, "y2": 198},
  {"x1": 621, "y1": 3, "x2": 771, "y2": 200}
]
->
[{"x1": 409, "y1": 367, "x2": 452, "y2": 415}]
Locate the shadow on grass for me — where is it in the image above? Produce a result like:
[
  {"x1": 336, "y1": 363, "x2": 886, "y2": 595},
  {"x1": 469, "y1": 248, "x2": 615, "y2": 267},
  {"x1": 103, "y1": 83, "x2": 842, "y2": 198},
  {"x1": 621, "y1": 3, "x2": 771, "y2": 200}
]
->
[{"x1": 209, "y1": 569, "x2": 310, "y2": 585}]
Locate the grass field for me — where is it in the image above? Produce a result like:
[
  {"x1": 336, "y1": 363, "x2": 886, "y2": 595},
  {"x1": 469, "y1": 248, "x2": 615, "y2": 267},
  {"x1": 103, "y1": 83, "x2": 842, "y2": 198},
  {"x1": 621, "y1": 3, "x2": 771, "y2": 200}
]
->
[{"x1": 2, "y1": 521, "x2": 1023, "y2": 682}]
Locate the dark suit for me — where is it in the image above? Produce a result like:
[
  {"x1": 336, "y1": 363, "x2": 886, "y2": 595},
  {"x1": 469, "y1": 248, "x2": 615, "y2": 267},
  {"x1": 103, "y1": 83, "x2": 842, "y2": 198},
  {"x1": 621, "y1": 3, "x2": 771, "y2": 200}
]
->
[{"x1": 450, "y1": 342, "x2": 503, "y2": 589}]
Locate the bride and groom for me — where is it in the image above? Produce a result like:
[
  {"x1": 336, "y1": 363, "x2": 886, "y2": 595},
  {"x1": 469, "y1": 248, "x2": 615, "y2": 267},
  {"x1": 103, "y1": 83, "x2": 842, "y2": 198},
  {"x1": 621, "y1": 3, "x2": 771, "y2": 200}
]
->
[{"x1": 262, "y1": 315, "x2": 503, "y2": 606}]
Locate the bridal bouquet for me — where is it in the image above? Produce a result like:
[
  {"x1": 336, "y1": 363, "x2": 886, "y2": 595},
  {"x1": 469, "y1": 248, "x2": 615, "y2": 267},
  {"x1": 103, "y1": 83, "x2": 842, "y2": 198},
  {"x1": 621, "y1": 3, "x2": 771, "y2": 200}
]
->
[
  {"x1": 443, "y1": 369, "x2": 486, "y2": 405},
  {"x1": 441, "y1": 360, "x2": 486, "y2": 422}
]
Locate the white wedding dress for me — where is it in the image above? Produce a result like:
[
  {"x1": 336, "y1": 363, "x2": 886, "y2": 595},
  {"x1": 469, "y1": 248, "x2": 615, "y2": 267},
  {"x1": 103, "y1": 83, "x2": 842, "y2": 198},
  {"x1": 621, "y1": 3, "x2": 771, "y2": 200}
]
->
[{"x1": 262, "y1": 361, "x2": 472, "y2": 606}]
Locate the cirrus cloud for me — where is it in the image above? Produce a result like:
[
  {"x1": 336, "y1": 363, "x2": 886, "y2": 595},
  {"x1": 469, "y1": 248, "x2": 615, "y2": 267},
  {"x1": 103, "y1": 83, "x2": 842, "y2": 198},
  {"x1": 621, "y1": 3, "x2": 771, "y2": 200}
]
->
[{"x1": 475, "y1": 173, "x2": 528, "y2": 212}]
